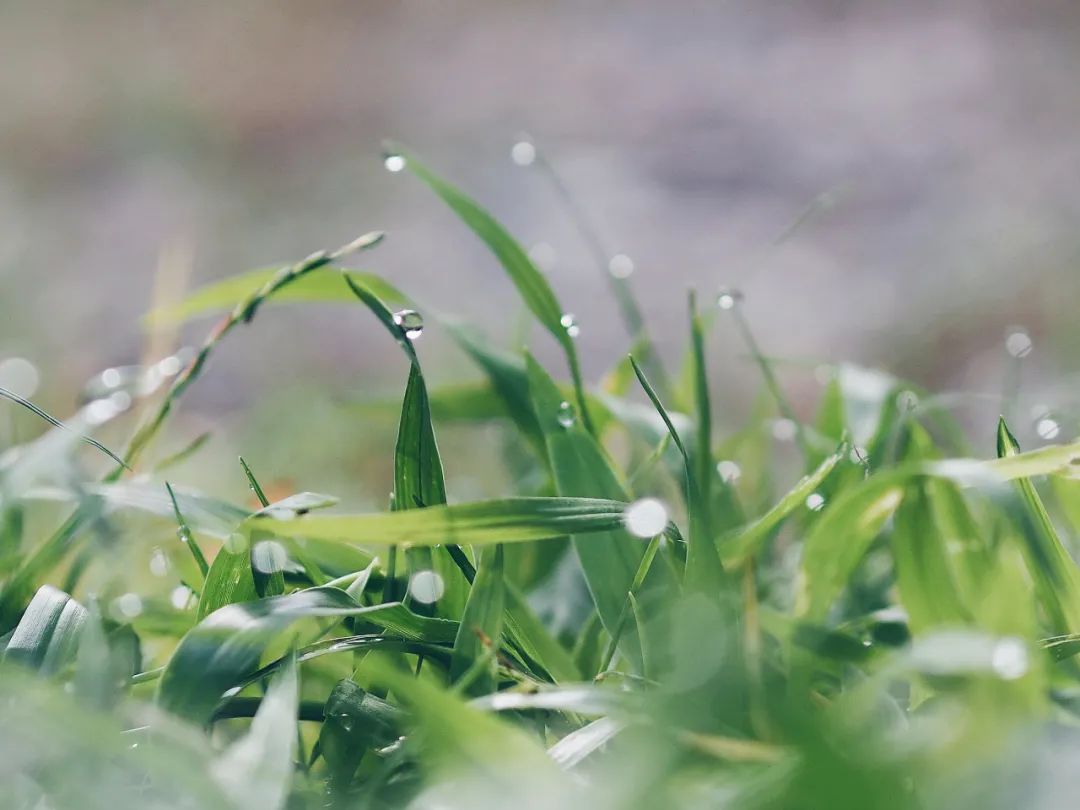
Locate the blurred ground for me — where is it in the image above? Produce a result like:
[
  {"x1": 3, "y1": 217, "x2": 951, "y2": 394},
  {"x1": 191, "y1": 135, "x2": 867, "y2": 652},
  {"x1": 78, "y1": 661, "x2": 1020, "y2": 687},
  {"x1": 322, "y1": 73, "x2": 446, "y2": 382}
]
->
[{"x1": 3, "y1": 0, "x2": 1080, "y2": 498}]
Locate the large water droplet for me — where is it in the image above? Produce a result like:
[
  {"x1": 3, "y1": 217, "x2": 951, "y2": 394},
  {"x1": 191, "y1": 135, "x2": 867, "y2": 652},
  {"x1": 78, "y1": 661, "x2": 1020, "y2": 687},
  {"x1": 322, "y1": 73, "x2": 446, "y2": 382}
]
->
[
  {"x1": 608, "y1": 254, "x2": 635, "y2": 279},
  {"x1": 771, "y1": 418, "x2": 797, "y2": 441},
  {"x1": 112, "y1": 593, "x2": 143, "y2": 621},
  {"x1": 384, "y1": 154, "x2": 406, "y2": 173},
  {"x1": 716, "y1": 288, "x2": 745, "y2": 310},
  {"x1": 560, "y1": 313, "x2": 580, "y2": 338},
  {"x1": 1005, "y1": 328, "x2": 1033, "y2": 359},
  {"x1": 225, "y1": 531, "x2": 249, "y2": 554},
  {"x1": 556, "y1": 401, "x2": 575, "y2": 428},
  {"x1": 528, "y1": 242, "x2": 557, "y2": 270},
  {"x1": 1037, "y1": 417, "x2": 1061, "y2": 440},
  {"x1": 991, "y1": 637, "x2": 1029, "y2": 680},
  {"x1": 149, "y1": 548, "x2": 170, "y2": 577},
  {"x1": 409, "y1": 570, "x2": 445, "y2": 604},
  {"x1": 177, "y1": 526, "x2": 193, "y2": 545},
  {"x1": 805, "y1": 492, "x2": 826, "y2": 512},
  {"x1": 624, "y1": 497, "x2": 669, "y2": 538},
  {"x1": 170, "y1": 585, "x2": 193, "y2": 610},
  {"x1": 716, "y1": 459, "x2": 742, "y2": 484},
  {"x1": 0, "y1": 357, "x2": 40, "y2": 398},
  {"x1": 511, "y1": 140, "x2": 536, "y2": 166},
  {"x1": 251, "y1": 540, "x2": 288, "y2": 574},
  {"x1": 392, "y1": 309, "x2": 424, "y2": 340}
]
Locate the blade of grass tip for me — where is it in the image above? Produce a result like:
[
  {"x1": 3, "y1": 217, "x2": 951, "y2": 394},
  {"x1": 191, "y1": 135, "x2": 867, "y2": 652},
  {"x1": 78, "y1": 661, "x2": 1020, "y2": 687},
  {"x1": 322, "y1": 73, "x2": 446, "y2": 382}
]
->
[
  {"x1": 0, "y1": 386, "x2": 129, "y2": 469},
  {"x1": 165, "y1": 481, "x2": 209, "y2": 579},
  {"x1": 518, "y1": 135, "x2": 669, "y2": 397},
  {"x1": 388, "y1": 143, "x2": 595, "y2": 436},
  {"x1": 720, "y1": 292, "x2": 813, "y2": 466},
  {"x1": 997, "y1": 417, "x2": 1080, "y2": 633},
  {"x1": 238, "y1": 456, "x2": 271, "y2": 508},
  {"x1": 113, "y1": 231, "x2": 384, "y2": 479},
  {"x1": 152, "y1": 431, "x2": 212, "y2": 473}
]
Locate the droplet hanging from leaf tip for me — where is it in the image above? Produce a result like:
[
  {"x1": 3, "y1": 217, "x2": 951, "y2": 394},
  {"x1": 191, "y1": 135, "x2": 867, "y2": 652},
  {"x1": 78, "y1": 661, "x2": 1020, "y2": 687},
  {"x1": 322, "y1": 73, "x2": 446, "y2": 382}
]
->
[
  {"x1": 384, "y1": 153, "x2": 406, "y2": 173},
  {"x1": 624, "y1": 497, "x2": 669, "y2": 538}
]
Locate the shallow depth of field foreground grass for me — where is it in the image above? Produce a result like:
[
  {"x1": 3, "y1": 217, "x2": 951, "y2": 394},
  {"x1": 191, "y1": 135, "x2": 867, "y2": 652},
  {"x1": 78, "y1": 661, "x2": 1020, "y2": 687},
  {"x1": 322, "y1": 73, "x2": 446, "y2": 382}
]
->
[{"x1": 5, "y1": 147, "x2": 1080, "y2": 810}]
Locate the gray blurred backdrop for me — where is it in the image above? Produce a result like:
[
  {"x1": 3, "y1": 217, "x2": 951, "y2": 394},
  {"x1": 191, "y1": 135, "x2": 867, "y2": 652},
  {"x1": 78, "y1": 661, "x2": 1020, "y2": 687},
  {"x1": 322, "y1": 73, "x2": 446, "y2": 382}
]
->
[{"x1": 3, "y1": 0, "x2": 1080, "y2": 500}]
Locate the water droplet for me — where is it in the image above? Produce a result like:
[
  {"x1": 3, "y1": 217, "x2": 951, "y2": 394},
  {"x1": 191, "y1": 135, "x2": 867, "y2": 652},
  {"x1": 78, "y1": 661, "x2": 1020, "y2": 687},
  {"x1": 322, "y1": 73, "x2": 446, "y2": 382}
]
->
[
  {"x1": 149, "y1": 548, "x2": 169, "y2": 577},
  {"x1": 716, "y1": 459, "x2": 742, "y2": 484},
  {"x1": 560, "y1": 313, "x2": 580, "y2": 338},
  {"x1": 1037, "y1": 417, "x2": 1061, "y2": 441},
  {"x1": 896, "y1": 390, "x2": 919, "y2": 412},
  {"x1": 177, "y1": 526, "x2": 192, "y2": 544},
  {"x1": 225, "y1": 531, "x2": 249, "y2": 554},
  {"x1": 716, "y1": 288, "x2": 744, "y2": 310},
  {"x1": 528, "y1": 242, "x2": 557, "y2": 270},
  {"x1": 0, "y1": 357, "x2": 40, "y2": 399},
  {"x1": 112, "y1": 593, "x2": 143, "y2": 620},
  {"x1": 805, "y1": 493, "x2": 826, "y2": 512},
  {"x1": 1005, "y1": 328, "x2": 1033, "y2": 359},
  {"x1": 251, "y1": 540, "x2": 288, "y2": 574},
  {"x1": 771, "y1": 418, "x2": 797, "y2": 441},
  {"x1": 157, "y1": 354, "x2": 183, "y2": 377},
  {"x1": 624, "y1": 497, "x2": 669, "y2": 538},
  {"x1": 556, "y1": 401, "x2": 575, "y2": 428},
  {"x1": 991, "y1": 637, "x2": 1029, "y2": 680},
  {"x1": 384, "y1": 154, "x2": 406, "y2": 173},
  {"x1": 85, "y1": 390, "x2": 132, "y2": 425},
  {"x1": 510, "y1": 140, "x2": 536, "y2": 166},
  {"x1": 408, "y1": 570, "x2": 445, "y2": 604},
  {"x1": 170, "y1": 585, "x2": 192, "y2": 610},
  {"x1": 608, "y1": 254, "x2": 635, "y2": 279},
  {"x1": 392, "y1": 309, "x2": 424, "y2": 340}
]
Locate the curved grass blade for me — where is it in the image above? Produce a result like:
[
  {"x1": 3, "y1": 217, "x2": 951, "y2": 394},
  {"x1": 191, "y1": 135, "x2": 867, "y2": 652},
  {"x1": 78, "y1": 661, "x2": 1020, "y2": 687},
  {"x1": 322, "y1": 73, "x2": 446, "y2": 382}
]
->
[
  {"x1": 720, "y1": 447, "x2": 844, "y2": 567},
  {"x1": 0, "y1": 386, "x2": 128, "y2": 469},
  {"x1": 390, "y1": 144, "x2": 594, "y2": 435},
  {"x1": 996, "y1": 417, "x2": 1080, "y2": 633},
  {"x1": 120, "y1": 232, "x2": 383, "y2": 475},
  {"x1": 211, "y1": 654, "x2": 297, "y2": 810},
  {"x1": 525, "y1": 354, "x2": 647, "y2": 670},
  {"x1": 158, "y1": 586, "x2": 455, "y2": 723},
  {"x1": 3, "y1": 585, "x2": 87, "y2": 674},
  {"x1": 249, "y1": 496, "x2": 635, "y2": 547}
]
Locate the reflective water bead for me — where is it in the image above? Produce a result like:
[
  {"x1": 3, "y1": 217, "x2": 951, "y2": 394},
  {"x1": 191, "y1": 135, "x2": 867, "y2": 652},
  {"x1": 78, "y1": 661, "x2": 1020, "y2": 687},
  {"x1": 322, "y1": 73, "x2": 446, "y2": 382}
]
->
[
  {"x1": 392, "y1": 309, "x2": 424, "y2": 340},
  {"x1": 1005, "y1": 328, "x2": 1033, "y2": 358},
  {"x1": 409, "y1": 570, "x2": 445, "y2": 604},
  {"x1": 716, "y1": 288, "x2": 744, "y2": 310},
  {"x1": 384, "y1": 154, "x2": 406, "y2": 172},
  {"x1": 556, "y1": 400, "x2": 576, "y2": 428},
  {"x1": 560, "y1": 313, "x2": 580, "y2": 338},
  {"x1": 510, "y1": 140, "x2": 536, "y2": 166},
  {"x1": 624, "y1": 497, "x2": 669, "y2": 538},
  {"x1": 608, "y1": 254, "x2": 635, "y2": 279},
  {"x1": 716, "y1": 459, "x2": 742, "y2": 484},
  {"x1": 805, "y1": 492, "x2": 826, "y2": 512}
]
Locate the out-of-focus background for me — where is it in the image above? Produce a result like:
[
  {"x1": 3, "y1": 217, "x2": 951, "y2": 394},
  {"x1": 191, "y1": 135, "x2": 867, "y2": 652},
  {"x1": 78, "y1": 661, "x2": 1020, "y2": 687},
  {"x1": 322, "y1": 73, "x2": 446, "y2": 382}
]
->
[{"x1": 3, "y1": 0, "x2": 1080, "y2": 503}]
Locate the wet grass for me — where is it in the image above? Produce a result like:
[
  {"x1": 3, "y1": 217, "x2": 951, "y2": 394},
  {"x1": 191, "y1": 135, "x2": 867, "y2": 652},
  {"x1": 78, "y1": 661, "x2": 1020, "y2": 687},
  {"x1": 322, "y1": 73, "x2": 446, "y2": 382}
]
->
[{"x1": 2, "y1": 143, "x2": 1080, "y2": 810}]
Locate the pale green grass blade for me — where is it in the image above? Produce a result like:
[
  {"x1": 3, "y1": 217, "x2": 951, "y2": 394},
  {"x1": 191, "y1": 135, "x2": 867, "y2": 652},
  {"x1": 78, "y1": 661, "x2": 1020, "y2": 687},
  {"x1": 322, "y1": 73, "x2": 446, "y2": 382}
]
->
[
  {"x1": 451, "y1": 544, "x2": 504, "y2": 694},
  {"x1": 3, "y1": 585, "x2": 87, "y2": 674}
]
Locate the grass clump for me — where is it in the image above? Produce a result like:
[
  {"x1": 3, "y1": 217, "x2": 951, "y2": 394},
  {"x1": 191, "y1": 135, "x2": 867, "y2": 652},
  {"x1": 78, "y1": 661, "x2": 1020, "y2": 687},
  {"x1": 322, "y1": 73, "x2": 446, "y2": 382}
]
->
[{"x1": 3, "y1": 145, "x2": 1080, "y2": 810}]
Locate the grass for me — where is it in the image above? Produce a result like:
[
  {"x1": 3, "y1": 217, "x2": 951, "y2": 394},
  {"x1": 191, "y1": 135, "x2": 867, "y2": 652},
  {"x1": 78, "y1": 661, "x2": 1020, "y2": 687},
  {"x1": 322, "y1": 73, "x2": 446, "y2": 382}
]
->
[{"x1": 3, "y1": 143, "x2": 1080, "y2": 809}]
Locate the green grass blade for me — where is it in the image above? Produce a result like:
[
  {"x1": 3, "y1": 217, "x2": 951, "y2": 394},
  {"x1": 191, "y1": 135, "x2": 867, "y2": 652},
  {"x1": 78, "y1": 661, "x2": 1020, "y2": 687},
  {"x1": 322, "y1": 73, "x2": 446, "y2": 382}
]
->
[
  {"x1": 249, "y1": 495, "x2": 635, "y2": 547},
  {"x1": 720, "y1": 447, "x2": 844, "y2": 566},
  {"x1": 525, "y1": 353, "x2": 647, "y2": 669},
  {"x1": 159, "y1": 586, "x2": 454, "y2": 723},
  {"x1": 210, "y1": 654, "x2": 298, "y2": 810},
  {"x1": 451, "y1": 544, "x2": 505, "y2": 694},
  {"x1": 3, "y1": 585, "x2": 87, "y2": 674},
  {"x1": 996, "y1": 417, "x2": 1080, "y2": 633},
  {"x1": 392, "y1": 145, "x2": 594, "y2": 435}
]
